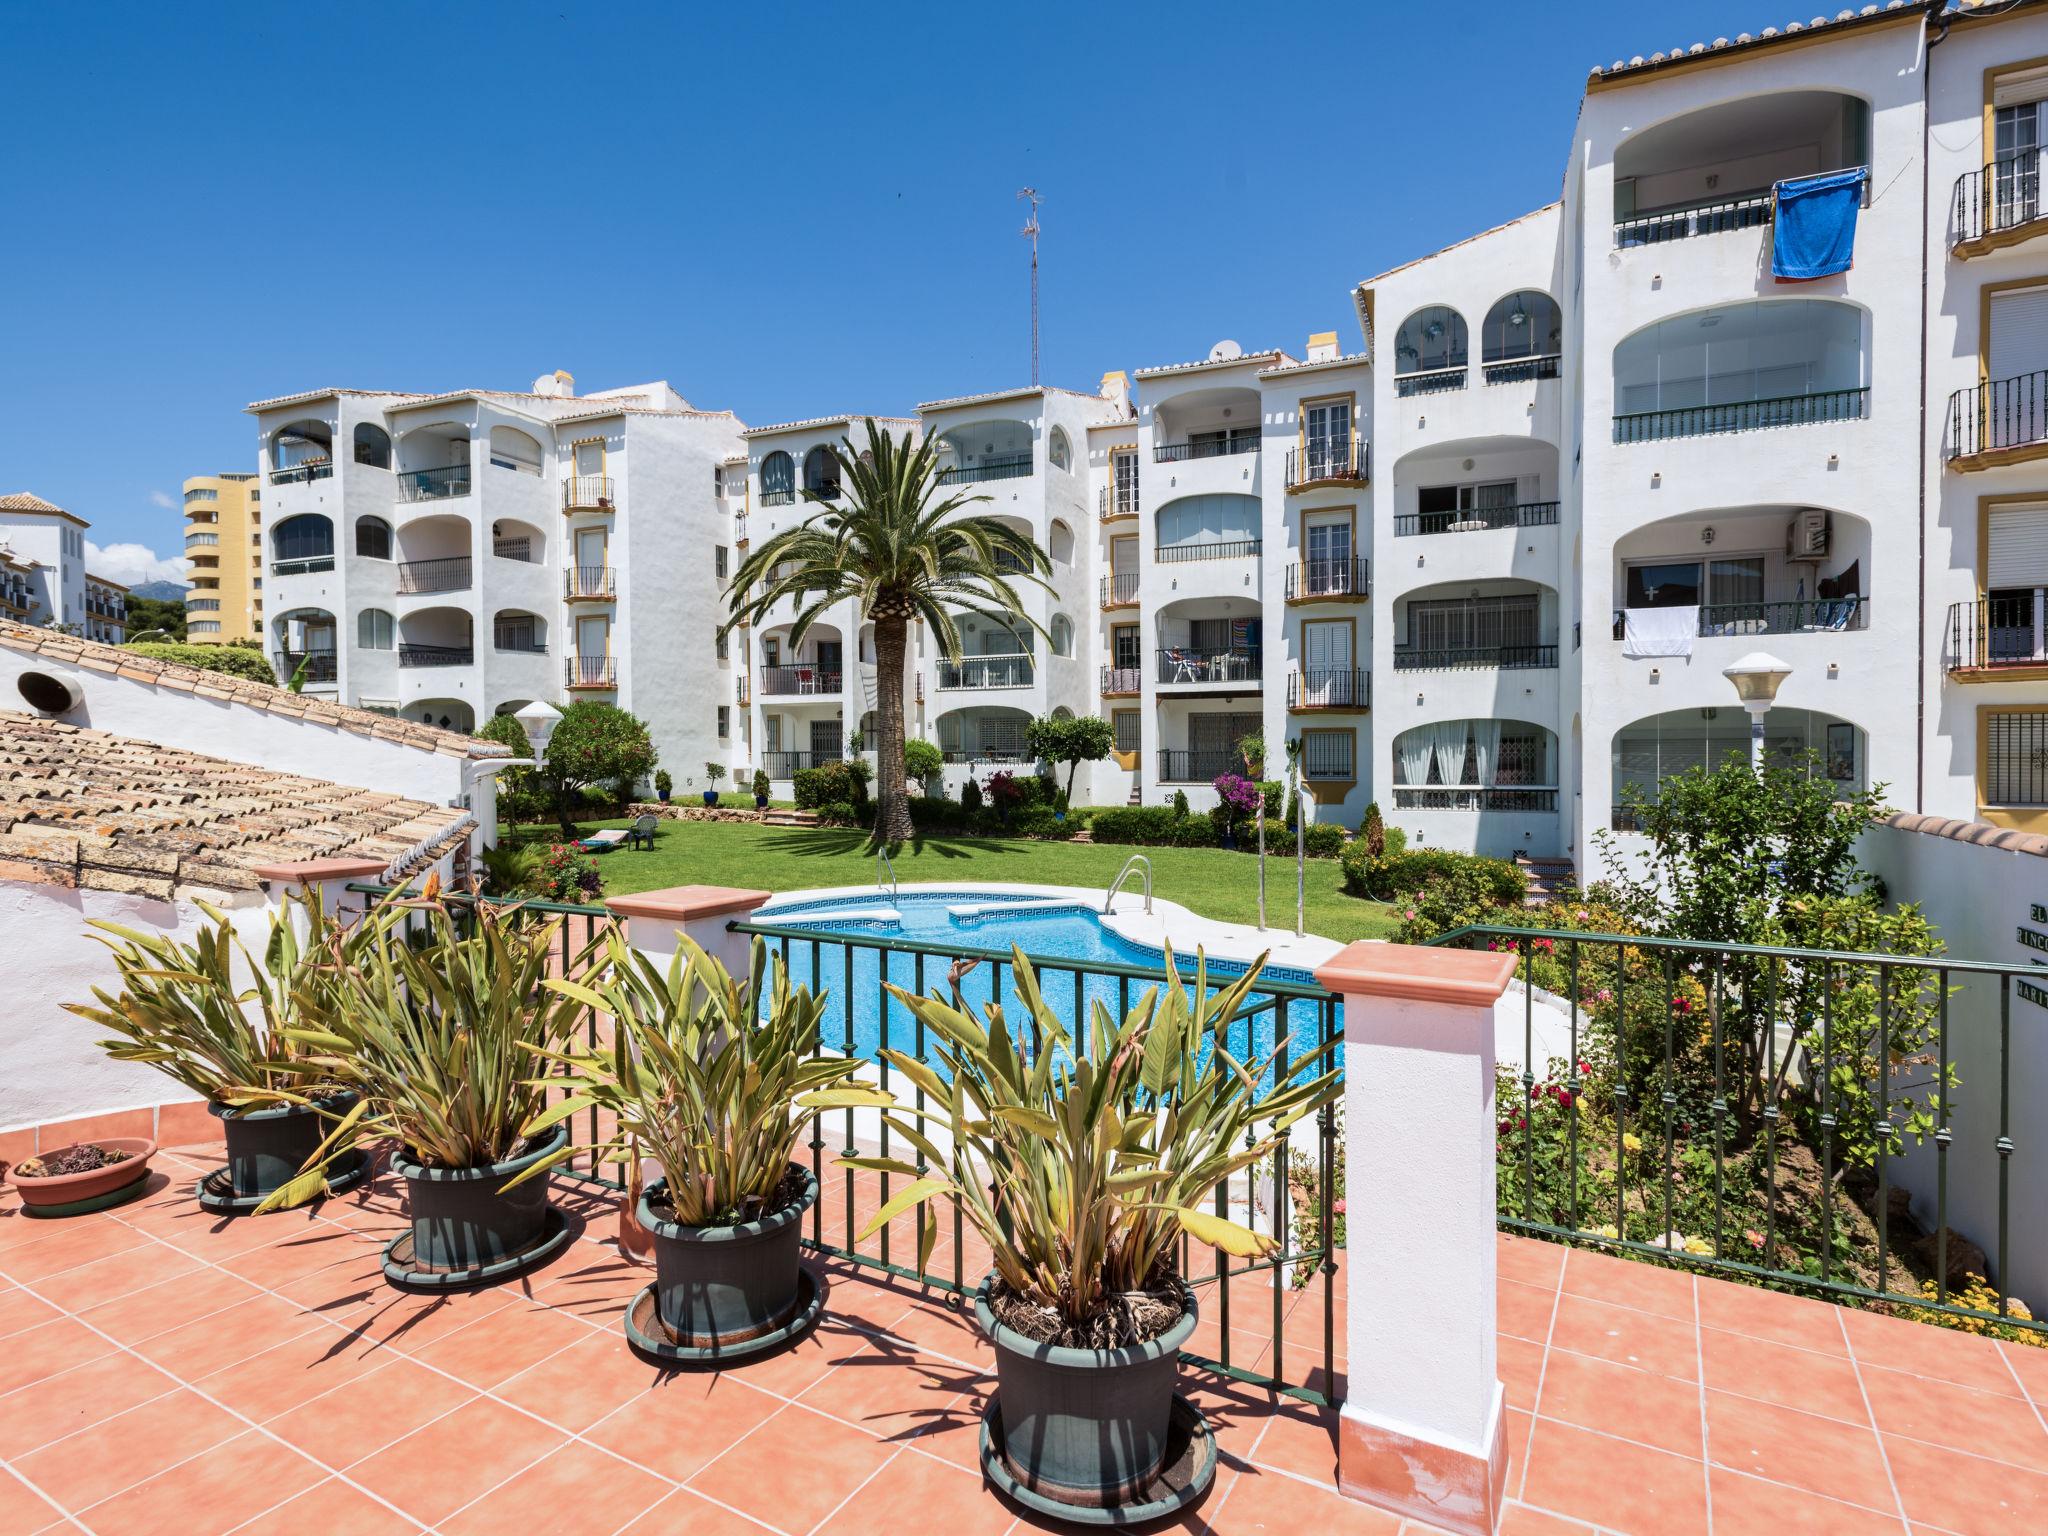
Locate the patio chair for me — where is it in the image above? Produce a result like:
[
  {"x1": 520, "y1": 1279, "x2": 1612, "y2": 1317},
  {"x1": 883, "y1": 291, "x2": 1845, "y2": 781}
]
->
[
  {"x1": 577, "y1": 828, "x2": 629, "y2": 854},
  {"x1": 797, "y1": 667, "x2": 817, "y2": 694},
  {"x1": 624, "y1": 813, "x2": 659, "y2": 851},
  {"x1": 1165, "y1": 648, "x2": 1201, "y2": 683}
]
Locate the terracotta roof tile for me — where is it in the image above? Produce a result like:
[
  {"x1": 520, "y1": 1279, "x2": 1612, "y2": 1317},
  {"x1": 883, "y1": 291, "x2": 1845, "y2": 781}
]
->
[{"x1": 1587, "y1": 4, "x2": 1916, "y2": 84}]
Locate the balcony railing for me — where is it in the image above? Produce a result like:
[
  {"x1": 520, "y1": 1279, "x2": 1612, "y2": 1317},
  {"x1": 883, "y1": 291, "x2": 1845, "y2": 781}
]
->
[
  {"x1": 491, "y1": 629, "x2": 547, "y2": 654},
  {"x1": 1688, "y1": 598, "x2": 1868, "y2": 637},
  {"x1": 1393, "y1": 786, "x2": 1560, "y2": 811},
  {"x1": 760, "y1": 487, "x2": 794, "y2": 507},
  {"x1": 1157, "y1": 647, "x2": 1261, "y2": 684},
  {"x1": 1157, "y1": 749, "x2": 1239, "y2": 783},
  {"x1": 936, "y1": 655, "x2": 1034, "y2": 689},
  {"x1": 736, "y1": 676, "x2": 750, "y2": 706},
  {"x1": 1948, "y1": 370, "x2": 2048, "y2": 462},
  {"x1": 1285, "y1": 438, "x2": 1369, "y2": 487},
  {"x1": 563, "y1": 475, "x2": 614, "y2": 510},
  {"x1": 566, "y1": 655, "x2": 617, "y2": 687},
  {"x1": 395, "y1": 555, "x2": 472, "y2": 595},
  {"x1": 1615, "y1": 192, "x2": 1773, "y2": 247},
  {"x1": 942, "y1": 745, "x2": 1032, "y2": 764},
  {"x1": 1393, "y1": 642, "x2": 1558, "y2": 671},
  {"x1": 270, "y1": 554, "x2": 335, "y2": 576},
  {"x1": 491, "y1": 536, "x2": 534, "y2": 562},
  {"x1": 1100, "y1": 572, "x2": 1139, "y2": 607},
  {"x1": 762, "y1": 750, "x2": 842, "y2": 776},
  {"x1": 398, "y1": 465, "x2": 471, "y2": 503},
  {"x1": 1954, "y1": 154, "x2": 2047, "y2": 248},
  {"x1": 565, "y1": 566, "x2": 616, "y2": 599},
  {"x1": 185, "y1": 531, "x2": 219, "y2": 547},
  {"x1": 1394, "y1": 365, "x2": 1467, "y2": 398},
  {"x1": 1098, "y1": 484, "x2": 1139, "y2": 520},
  {"x1": 935, "y1": 454, "x2": 1031, "y2": 485},
  {"x1": 1099, "y1": 665, "x2": 1142, "y2": 695},
  {"x1": 397, "y1": 643, "x2": 473, "y2": 668},
  {"x1": 1153, "y1": 437, "x2": 1257, "y2": 463},
  {"x1": 1287, "y1": 668, "x2": 1370, "y2": 709},
  {"x1": 1613, "y1": 387, "x2": 1868, "y2": 444},
  {"x1": 1482, "y1": 354, "x2": 1562, "y2": 385},
  {"x1": 268, "y1": 462, "x2": 332, "y2": 486},
  {"x1": 1284, "y1": 558, "x2": 1369, "y2": 600},
  {"x1": 1154, "y1": 538, "x2": 1260, "y2": 564},
  {"x1": 1946, "y1": 598, "x2": 2048, "y2": 672},
  {"x1": 276, "y1": 651, "x2": 338, "y2": 683},
  {"x1": 1395, "y1": 502, "x2": 1559, "y2": 537},
  {"x1": 760, "y1": 665, "x2": 841, "y2": 695}
]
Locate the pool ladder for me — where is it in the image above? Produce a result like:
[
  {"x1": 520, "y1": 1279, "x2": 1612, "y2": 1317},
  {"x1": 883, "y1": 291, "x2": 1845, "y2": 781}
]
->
[
  {"x1": 1102, "y1": 853, "x2": 1152, "y2": 916},
  {"x1": 875, "y1": 848, "x2": 898, "y2": 904}
]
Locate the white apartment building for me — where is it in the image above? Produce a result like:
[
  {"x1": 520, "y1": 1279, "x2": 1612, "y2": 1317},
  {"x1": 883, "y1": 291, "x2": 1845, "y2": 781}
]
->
[{"x1": 0, "y1": 491, "x2": 124, "y2": 641}]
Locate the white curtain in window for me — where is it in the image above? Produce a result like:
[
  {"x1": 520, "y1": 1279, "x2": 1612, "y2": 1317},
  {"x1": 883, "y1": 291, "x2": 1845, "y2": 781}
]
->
[
  {"x1": 1429, "y1": 721, "x2": 1472, "y2": 783},
  {"x1": 1470, "y1": 719, "x2": 1501, "y2": 787},
  {"x1": 1397, "y1": 728, "x2": 1435, "y2": 787}
]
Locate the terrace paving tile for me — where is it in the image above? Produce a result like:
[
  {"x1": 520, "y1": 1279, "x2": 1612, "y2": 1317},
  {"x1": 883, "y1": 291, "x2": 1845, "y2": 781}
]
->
[{"x1": 80, "y1": 1429, "x2": 327, "y2": 1536}]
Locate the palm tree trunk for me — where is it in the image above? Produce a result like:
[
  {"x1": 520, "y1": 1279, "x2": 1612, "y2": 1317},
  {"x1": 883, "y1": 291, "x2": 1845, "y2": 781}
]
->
[{"x1": 874, "y1": 617, "x2": 914, "y2": 844}]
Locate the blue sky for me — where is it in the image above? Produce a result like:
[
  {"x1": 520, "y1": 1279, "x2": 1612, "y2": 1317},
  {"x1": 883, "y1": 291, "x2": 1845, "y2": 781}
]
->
[{"x1": 2, "y1": 0, "x2": 1761, "y2": 580}]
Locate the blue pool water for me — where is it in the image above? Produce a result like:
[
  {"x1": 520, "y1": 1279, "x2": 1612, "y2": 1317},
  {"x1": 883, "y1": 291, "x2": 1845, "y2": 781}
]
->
[{"x1": 750, "y1": 889, "x2": 1335, "y2": 1094}]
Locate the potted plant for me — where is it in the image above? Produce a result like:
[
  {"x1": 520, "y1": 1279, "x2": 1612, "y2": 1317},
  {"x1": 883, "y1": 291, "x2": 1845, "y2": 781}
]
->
[
  {"x1": 703, "y1": 761, "x2": 727, "y2": 807},
  {"x1": 9, "y1": 1138, "x2": 157, "y2": 1218},
  {"x1": 859, "y1": 949, "x2": 1340, "y2": 1522},
  {"x1": 654, "y1": 769, "x2": 673, "y2": 804},
  {"x1": 260, "y1": 890, "x2": 585, "y2": 1287},
  {"x1": 525, "y1": 932, "x2": 886, "y2": 1361},
  {"x1": 65, "y1": 894, "x2": 370, "y2": 1215},
  {"x1": 751, "y1": 767, "x2": 770, "y2": 809},
  {"x1": 1237, "y1": 731, "x2": 1266, "y2": 780}
]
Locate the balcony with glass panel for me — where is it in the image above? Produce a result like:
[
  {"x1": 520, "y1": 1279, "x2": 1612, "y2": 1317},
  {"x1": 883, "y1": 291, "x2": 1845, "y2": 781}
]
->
[{"x1": 1611, "y1": 300, "x2": 1868, "y2": 445}]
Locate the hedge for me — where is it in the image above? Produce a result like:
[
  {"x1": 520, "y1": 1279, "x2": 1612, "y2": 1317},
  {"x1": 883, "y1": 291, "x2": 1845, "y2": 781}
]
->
[
  {"x1": 121, "y1": 641, "x2": 278, "y2": 684},
  {"x1": 1087, "y1": 806, "x2": 1347, "y2": 857},
  {"x1": 793, "y1": 760, "x2": 871, "y2": 810},
  {"x1": 1340, "y1": 842, "x2": 1526, "y2": 904}
]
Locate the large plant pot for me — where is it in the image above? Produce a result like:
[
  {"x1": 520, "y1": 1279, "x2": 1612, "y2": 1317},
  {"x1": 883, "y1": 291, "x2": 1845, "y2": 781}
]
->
[
  {"x1": 201, "y1": 1093, "x2": 369, "y2": 1214},
  {"x1": 625, "y1": 1165, "x2": 821, "y2": 1363},
  {"x1": 11, "y1": 1138, "x2": 155, "y2": 1217},
  {"x1": 703, "y1": 790, "x2": 720, "y2": 807},
  {"x1": 382, "y1": 1123, "x2": 572, "y2": 1288},
  {"x1": 975, "y1": 1274, "x2": 1216, "y2": 1523}
]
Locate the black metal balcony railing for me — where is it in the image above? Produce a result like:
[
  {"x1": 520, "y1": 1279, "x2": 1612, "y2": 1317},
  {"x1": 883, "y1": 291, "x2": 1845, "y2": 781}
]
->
[
  {"x1": 937, "y1": 655, "x2": 1034, "y2": 689},
  {"x1": 760, "y1": 488, "x2": 795, "y2": 506},
  {"x1": 1395, "y1": 502, "x2": 1561, "y2": 537},
  {"x1": 1154, "y1": 538, "x2": 1260, "y2": 564},
  {"x1": 762, "y1": 750, "x2": 842, "y2": 777},
  {"x1": 1097, "y1": 484, "x2": 1140, "y2": 519},
  {"x1": 1692, "y1": 598, "x2": 1868, "y2": 637},
  {"x1": 1393, "y1": 643, "x2": 1559, "y2": 671},
  {"x1": 398, "y1": 643, "x2": 473, "y2": 668},
  {"x1": 398, "y1": 465, "x2": 471, "y2": 503},
  {"x1": 566, "y1": 655, "x2": 617, "y2": 687},
  {"x1": 1613, "y1": 387, "x2": 1868, "y2": 444},
  {"x1": 1284, "y1": 558, "x2": 1369, "y2": 600},
  {"x1": 1615, "y1": 192, "x2": 1773, "y2": 247},
  {"x1": 1482, "y1": 354, "x2": 1563, "y2": 385},
  {"x1": 268, "y1": 462, "x2": 333, "y2": 486},
  {"x1": 1285, "y1": 439, "x2": 1369, "y2": 487},
  {"x1": 563, "y1": 475, "x2": 614, "y2": 510},
  {"x1": 1394, "y1": 365, "x2": 1467, "y2": 398},
  {"x1": 1156, "y1": 647, "x2": 1261, "y2": 684},
  {"x1": 760, "y1": 665, "x2": 842, "y2": 695},
  {"x1": 1394, "y1": 786, "x2": 1560, "y2": 811},
  {"x1": 275, "y1": 650, "x2": 338, "y2": 683},
  {"x1": 1100, "y1": 572, "x2": 1139, "y2": 606},
  {"x1": 565, "y1": 566, "x2": 616, "y2": 599},
  {"x1": 935, "y1": 454, "x2": 1032, "y2": 485},
  {"x1": 492, "y1": 629, "x2": 547, "y2": 654},
  {"x1": 1153, "y1": 437, "x2": 1258, "y2": 463},
  {"x1": 940, "y1": 746, "x2": 1032, "y2": 764},
  {"x1": 1948, "y1": 370, "x2": 2048, "y2": 461},
  {"x1": 1954, "y1": 154, "x2": 2046, "y2": 247},
  {"x1": 492, "y1": 536, "x2": 534, "y2": 562},
  {"x1": 1946, "y1": 598, "x2": 2047, "y2": 671},
  {"x1": 1099, "y1": 665, "x2": 1142, "y2": 695},
  {"x1": 1287, "y1": 668, "x2": 1370, "y2": 709},
  {"x1": 1157, "y1": 749, "x2": 1240, "y2": 783},
  {"x1": 395, "y1": 555, "x2": 472, "y2": 595},
  {"x1": 270, "y1": 555, "x2": 335, "y2": 576}
]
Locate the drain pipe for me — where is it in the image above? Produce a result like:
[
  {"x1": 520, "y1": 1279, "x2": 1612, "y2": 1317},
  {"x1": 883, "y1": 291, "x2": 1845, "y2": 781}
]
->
[{"x1": 1916, "y1": 0, "x2": 1951, "y2": 813}]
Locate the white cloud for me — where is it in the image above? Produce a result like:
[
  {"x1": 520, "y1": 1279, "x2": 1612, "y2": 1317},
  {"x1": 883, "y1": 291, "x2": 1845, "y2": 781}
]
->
[
  {"x1": 85, "y1": 540, "x2": 188, "y2": 587},
  {"x1": 147, "y1": 490, "x2": 175, "y2": 509}
]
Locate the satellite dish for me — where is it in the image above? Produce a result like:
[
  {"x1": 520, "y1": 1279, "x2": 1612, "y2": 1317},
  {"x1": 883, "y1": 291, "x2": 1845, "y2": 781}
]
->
[{"x1": 1207, "y1": 339, "x2": 1243, "y2": 362}]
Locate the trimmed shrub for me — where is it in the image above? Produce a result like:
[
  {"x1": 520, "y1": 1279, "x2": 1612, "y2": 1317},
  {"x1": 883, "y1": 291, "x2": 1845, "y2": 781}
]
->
[
  {"x1": 1342, "y1": 843, "x2": 1524, "y2": 905},
  {"x1": 1088, "y1": 806, "x2": 1216, "y2": 848},
  {"x1": 961, "y1": 778, "x2": 984, "y2": 812},
  {"x1": 792, "y1": 761, "x2": 867, "y2": 810},
  {"x1": 120, "y1": 641, "x2": 279, "y2": 685},
  {"x1": 1170, "y1": 789, "x2": 1190, "y2": 819},
  {"x1": 1254, "y1": 819, "x2": 1345, "y2": 857}
]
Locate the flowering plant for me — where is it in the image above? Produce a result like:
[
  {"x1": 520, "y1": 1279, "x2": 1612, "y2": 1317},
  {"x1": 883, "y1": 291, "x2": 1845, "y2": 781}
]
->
[
  {"x1": 983, "y1": 770, "x2": 1026, "y2": 810},
  {"x1": 1211, "y1": 772, "x2": 1262, "y2": 835},
  {"x1": 535, "y1": 844, "x2": 602, "y2": 902}
]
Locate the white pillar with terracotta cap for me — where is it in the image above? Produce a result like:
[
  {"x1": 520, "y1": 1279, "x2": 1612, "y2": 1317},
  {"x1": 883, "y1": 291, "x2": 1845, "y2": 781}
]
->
[
  {"x1": 250, "y1": 856, "x2": 392, "y2": 935},
  {"x1": 604, "y1": 885, "x2": 775, "y2": 980},
  {"x1": 1313, "y1": 940, "x2": 1518, "y2": 1536}
]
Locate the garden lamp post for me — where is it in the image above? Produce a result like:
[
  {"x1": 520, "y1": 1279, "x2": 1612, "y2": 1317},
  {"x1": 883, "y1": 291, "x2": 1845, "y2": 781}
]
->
[
  {"x1": 1721, "y1": 652, "x2": 1792, "y2": 772},
  {"x1": 514, "y1": 700, "x2": 562, "y2": 758}
]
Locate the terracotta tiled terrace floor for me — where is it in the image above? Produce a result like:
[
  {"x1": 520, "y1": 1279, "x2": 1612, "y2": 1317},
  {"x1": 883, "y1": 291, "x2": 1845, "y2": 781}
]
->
[{"x1": 2, "y1": 1145, "x2": 2045, "y2": 1536}]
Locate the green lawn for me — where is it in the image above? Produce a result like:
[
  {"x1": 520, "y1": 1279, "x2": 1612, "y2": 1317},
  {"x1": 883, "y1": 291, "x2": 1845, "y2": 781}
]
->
[{"x1": 506, "y1": 819, "x2": 1400, "y2": 943}]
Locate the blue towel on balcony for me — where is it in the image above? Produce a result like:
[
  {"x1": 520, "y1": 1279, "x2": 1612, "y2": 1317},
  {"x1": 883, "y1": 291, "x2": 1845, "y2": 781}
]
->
[{"x1": 1771, "y1": 168, "x2": 1868, "y2": 280}]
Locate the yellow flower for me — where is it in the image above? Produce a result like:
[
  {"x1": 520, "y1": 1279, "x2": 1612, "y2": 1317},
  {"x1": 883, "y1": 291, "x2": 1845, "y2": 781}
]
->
[
  {"x1": 1683, "y1": 1236, "x2": 1713, "y2": 1257},
  {"x1": 1623, "y1": 1133, "x2": 1643, "y2": 1154}
]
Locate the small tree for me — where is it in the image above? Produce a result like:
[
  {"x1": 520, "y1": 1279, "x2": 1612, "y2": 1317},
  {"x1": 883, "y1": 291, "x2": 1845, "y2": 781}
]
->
[
  {"x1": 705, "y1": 761, "x2": 728, "y2": 787},
  {"x1": 537, "y1": 701, "x2": 657, "y2": 834},
  {"x1": 752, "y1": 768, "x2": 770, "y2": 801},
  {"x1": 902, "y1": 737, "x2": 943, "y2": 795},
  {"x1": 1024, "y1": 713, "x2": 1115, "y2": 811}
]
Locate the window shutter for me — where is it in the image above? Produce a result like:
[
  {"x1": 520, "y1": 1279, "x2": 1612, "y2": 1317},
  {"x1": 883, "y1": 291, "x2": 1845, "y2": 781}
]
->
[
  {"x1": 1988, "y1": 503, "x2": 2048, "y2": 587},
  {"x1": 1989, "y1": 287, "x2": 2048, "y2": 381},
  {"x1": 1994, "y1": 66, "x2": 2048, "y2": 109}
]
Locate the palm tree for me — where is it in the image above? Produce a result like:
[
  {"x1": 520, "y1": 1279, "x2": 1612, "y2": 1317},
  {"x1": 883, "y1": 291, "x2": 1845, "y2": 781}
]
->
[{"x1": 721, "y1": 420, "x2": 1051, "y2": 845}]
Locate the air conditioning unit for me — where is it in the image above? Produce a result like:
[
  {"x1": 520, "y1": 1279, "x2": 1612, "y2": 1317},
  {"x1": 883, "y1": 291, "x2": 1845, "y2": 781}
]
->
[{"x1": 1787, "y1": 509, "x2": 1830, "y2": 559}]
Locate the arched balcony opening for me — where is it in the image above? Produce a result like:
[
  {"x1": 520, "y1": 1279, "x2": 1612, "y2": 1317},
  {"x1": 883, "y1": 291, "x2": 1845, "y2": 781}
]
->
[
  {"x1": 758, "y1": 622, "x2": 844, "y2": 697},
  {"x1": 352, "y1": 423, "x2": 392, "y2": 469},
  {"x1": 1393, "y1": 306, "x2": 1469, "y2": 396},
  {"x1": 1393, "y1": 580, "x2": 1558, "y2": 671},
  {"x1": 408, "y1": 697, "x2": 475, "y2": 733},
  {"x1": 270, "y1": 420, "x2": 333, "y2": 485},
  {"x1": 487, "y1": 425, "x2": 543, "y2": 476},
  {"x1": 803, "y1": 445, "x2": 841, "y2": 500},
  {"x1": 1615, "y1": 90, "x2": 1869, "y2": 246},
  {"x1": 1050, "y1": 613, "x2": 1075, "y2": 658},
  {"x1": 356, "y1": 608, "x2": 396, "y2": 651},
  {"x1": 270, "y1": 513, "x2": 334, "y2": 575},
  {"x1": 1392, "y1": 719, "x2": 1558, "y2": 811},
  {"x1": 1480, "y1": 291, "x2": 1562, "y2": 384},
  {"x1": 1390, "y1": 436, "x2": 1560, "y2": 539},
  {"x1": 934, "y1": 420, "x2": 1033, "y2": 485},
  {"x1": 397, "y1": 606, "x2": 474, "y2": 669},
  {"x1": 935, "y1": 704, "x2": 1033, "y2": 765},
  {"x1": 354, "y1": 515, "x2": 392, "y2": 562},
  {"x1": 1151, "y1": 385, "x2": 1259, "y2": 463},
  {"x1": 1613, "y1": 505, "x2": 1870, "y2": 648},
  {"x1": 271, "y1": 607, "x2": 337, "y2": 684},
  {"x1": 1048, "y1": 427, "x2": 1072, "y2": 472},
  {"x1": 490, "y1": 518, "x2": 545, "y2": 565},
  {"x1": 1154, "y1": 594, "x2": 1260, "y2": 688},
  {"x1": 759, "y1": 450, "x2": 795, "y2": 506},
  {"x1": 394, "y1": 514, "x2": 472, "y2": 594},
  {"x1": 938, "y1": 613, "x2": 1034, "y2": 691},
  {"x1": 1612, "y1": 299, "x2": 1868, "y2": 443},
  {"x1": 493, "y1": 698, "x2": 536, "y2": 719},
  {"x1": 1154, "y1": 493, "x2": 1260, "y2": 564},
  {"x1": 1049, "y1": 518, "x2": 1075, "y2": 566},
  {"x1": 491, "y1": 608, "x2": 548, "y2": 656},
  {"x1": 1610, "y1": 707, "x2": 1865, "y2": 829},
  {"x1": 395, "y1": 423, "x2": 473, "y2": 503}
]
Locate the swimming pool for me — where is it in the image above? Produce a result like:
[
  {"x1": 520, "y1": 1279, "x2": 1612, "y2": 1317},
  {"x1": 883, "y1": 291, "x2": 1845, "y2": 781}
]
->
[{"x1": 744, "y1": 886, "x2": 1339, "y2": 1094}]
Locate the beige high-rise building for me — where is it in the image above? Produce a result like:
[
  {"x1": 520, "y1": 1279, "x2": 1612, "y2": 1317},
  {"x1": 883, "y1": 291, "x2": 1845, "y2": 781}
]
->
[{"x1": 182, "y1": 472, "x2": 261, "y2": 643}]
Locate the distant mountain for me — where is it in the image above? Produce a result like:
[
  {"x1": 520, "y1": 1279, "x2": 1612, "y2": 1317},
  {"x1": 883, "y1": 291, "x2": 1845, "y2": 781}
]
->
[{"x1": 128, "y1": 579, "x2": 187, "y2": 602}]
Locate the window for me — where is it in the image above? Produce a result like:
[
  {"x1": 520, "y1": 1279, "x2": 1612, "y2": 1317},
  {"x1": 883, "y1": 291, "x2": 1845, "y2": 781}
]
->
[
  {"x1": 355, "y1": 516, "x2": 392, "y2": 560},
  {"x1": 718, "y1": 705, "x2": 731, "y2": 738},
  {"x1": 1112, "y1": 449, "x2": 1140, "y2": 515},
  {"x1": 488, "y1": 426, "x2": 543, "y2": 475},
  {"x1": 1112, "y1": 625, "x2": 1141, "y2": 669},
  {"x1": 1048, "y1": 427, "x2": 1072, "y2": 472},
  {"x1": 715, "y1": 545, "x2": 729, "y2": 579},
  {"x1": 1986, "y1": 710, "x2": 2048, "y2": 805},
  {"x1": 357, "y1": 608, "x2": 395, "y2": 649},
  {"x1": 716, "y1": 628, "x2": 729, "y2": 660},
  {"x1": 353, "y1": 424, "x2": 392, "y2": 468},
  {"x1": 1154, "y1": 493, "x2": 1260, "y2": 550},
  {"x1": 1406, "y1": 595, "x2": 1539, "y2": 651},
  {"x1": 1113, "y1": 709, "x2": 1140, "y2": 752},
  {"x1": 803, "y1": 446, "x2": 840, "y2": 499},
  {"x1": 1049, "y1": 519, "x2": 1075, "y2": 565},
  {"x1": 1481, "y1": 292, "x2": 1563, "y2": 367},
  {"x1": 1623, "y1": 557, "x2": 1763, "y2": 612},
  {"x1": 188, "y1": 620, "x2": 221, "y2": 634},
  {"x1": 185, "y1": 487, "x2": 219, "y2": 503},
  {"x1": 271, "y1": 514, "x2": 334, "y2": 568},
  {"x1": 1393, "y1": 307, "x2": 1469, "y2": 386},
  {"x1": 761, "y1": 451, "x2": 795, "y2": 505},
  {"x1": 1050, "y1": 614, "x2": 1074, "y2": 657},
  {"x1": 494, "y1": 613, "x2": 541, "y2": 652}
]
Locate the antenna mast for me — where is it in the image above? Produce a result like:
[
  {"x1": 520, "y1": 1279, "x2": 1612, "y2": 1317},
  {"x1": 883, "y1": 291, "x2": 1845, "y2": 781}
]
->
[{"x1": 1018, "y1": 187, "x2": 1042, "y2": 386}]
